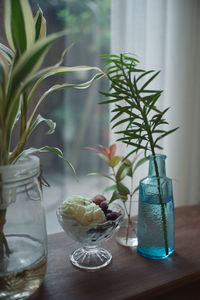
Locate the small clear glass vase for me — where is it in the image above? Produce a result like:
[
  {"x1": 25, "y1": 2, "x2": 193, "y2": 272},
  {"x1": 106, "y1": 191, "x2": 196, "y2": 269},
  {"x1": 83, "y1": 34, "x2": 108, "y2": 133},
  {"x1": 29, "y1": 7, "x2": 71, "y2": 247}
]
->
[
  {"x1": 115, "y1": 217, "x2": 138, "y2": 247},
  {"x1": 0, "y1": 156, "x2": 47, "y2": 299},
  {"x1": 137, "y1": 154, "x2": 174, "y2": 259},
  {"x1": 115, "y1": 200, "x2": 138, "y2": 247}
]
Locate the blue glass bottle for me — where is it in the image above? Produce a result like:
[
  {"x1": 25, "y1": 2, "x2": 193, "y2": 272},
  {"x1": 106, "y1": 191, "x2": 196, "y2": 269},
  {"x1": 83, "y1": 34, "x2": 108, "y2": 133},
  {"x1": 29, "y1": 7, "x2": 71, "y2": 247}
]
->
[{"x1": 137, "y1": 154, "x2": 174, "y2": 259}]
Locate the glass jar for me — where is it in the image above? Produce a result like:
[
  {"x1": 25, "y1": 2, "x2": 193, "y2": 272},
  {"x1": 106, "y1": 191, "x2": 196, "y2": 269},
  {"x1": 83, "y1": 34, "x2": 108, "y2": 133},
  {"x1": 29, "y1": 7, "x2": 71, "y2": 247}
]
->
[
  {"x1": 0, "y1": 155, "x2": 47, "y2": 299},
  {"x1": 115, "y1": 201, "x2": 138, "y2": 247},
  {"x1": 137, "y1": 154, "x2": 174, "y2": 259}
]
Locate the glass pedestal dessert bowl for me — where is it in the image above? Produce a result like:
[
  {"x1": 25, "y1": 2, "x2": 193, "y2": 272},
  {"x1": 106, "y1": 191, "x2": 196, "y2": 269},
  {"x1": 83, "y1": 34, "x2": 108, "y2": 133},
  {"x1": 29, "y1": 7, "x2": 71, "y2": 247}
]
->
[{"x1": 56, "y1": 196, "x2": 124, "y2": 271}]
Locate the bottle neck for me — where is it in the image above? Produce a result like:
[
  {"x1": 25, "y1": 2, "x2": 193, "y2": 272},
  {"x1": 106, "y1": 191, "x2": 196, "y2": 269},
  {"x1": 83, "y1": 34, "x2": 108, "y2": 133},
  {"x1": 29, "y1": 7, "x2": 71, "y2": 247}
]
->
[{"x1": 148, "y1": 154, "x2": 166, "y2": 177}]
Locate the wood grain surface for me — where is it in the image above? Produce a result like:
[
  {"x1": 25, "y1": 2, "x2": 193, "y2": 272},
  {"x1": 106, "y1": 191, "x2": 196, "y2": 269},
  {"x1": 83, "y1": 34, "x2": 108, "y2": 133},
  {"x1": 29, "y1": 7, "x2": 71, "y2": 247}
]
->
[{"x1": 30, "y1": 205, "x2": 200, "y2": 300}]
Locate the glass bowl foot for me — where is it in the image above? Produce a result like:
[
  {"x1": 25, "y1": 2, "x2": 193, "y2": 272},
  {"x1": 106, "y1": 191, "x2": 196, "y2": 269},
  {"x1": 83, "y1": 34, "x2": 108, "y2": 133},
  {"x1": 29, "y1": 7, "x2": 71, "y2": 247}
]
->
[{"x1": 70, "y1": 246, "x2": 112, "y2": 270}]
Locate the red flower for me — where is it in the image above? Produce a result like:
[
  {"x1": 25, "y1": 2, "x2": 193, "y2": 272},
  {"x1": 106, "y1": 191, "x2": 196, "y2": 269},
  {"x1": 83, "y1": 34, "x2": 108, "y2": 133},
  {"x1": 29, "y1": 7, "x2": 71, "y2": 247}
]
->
[{"x1": 86, "y1": 144, "x2": 121, "y2": 167}]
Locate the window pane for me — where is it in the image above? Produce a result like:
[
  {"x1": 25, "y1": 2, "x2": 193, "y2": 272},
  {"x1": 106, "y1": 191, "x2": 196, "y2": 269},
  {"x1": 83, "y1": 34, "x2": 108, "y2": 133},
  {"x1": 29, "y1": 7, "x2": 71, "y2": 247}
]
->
[{"x1": 0, "y1": 0, "x2": 110, "y2": 233}]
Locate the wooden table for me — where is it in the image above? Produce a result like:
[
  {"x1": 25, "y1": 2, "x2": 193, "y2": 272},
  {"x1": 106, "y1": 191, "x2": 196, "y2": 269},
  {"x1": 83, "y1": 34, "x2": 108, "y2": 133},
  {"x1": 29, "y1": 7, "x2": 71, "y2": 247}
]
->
[{"x1": 30, "y1": 205, "x2": 200, "y2": 300}]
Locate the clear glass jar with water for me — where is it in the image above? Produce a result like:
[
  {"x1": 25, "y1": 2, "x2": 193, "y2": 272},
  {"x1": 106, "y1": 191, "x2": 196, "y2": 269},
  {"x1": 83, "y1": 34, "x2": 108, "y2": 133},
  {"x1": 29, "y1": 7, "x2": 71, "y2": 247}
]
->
[
  {"x1": 137, "y1": 154, "x2": 174, "y2": 259},
  {"x1": 0, "y1": 155, "x2": 47, "y2": 299}
]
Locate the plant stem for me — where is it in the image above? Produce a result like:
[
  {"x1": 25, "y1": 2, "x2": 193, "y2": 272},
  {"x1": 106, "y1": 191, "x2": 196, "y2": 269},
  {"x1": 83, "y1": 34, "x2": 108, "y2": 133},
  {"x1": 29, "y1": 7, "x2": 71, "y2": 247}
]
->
[
  {"x1": 152, "y1": 156, "x2": 169, "y2": 255},
  {"x1": 129, "y1": 87, "x2": 169, "y2": 255},
  {"x1": 125, "y1": 208, "x2": 132, "y2": 244},
  {"x1": 131, "y1": 88, "x2": 169, "y2": 255},
  {"x1": 0, "y1": 209, "x2": 11, "y2": 259},
  {"x1": 134, "y1": 91, "x2": 169, "y2": 255},
  {"x1": 121, "y1": 200, "x2": 132, "y2": 245},
  {"x1": 125, "y1": 174, "x2": 134, "y2": 244},
  {"x1": 0, "y1": 174, "x2": 11, "y2": 259}
]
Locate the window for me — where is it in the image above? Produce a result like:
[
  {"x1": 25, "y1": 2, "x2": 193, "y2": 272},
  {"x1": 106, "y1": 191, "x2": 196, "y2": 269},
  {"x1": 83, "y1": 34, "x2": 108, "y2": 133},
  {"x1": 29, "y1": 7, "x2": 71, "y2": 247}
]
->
[{"x1": 0, "y1": 0, "x2": 111, "y2": 233}]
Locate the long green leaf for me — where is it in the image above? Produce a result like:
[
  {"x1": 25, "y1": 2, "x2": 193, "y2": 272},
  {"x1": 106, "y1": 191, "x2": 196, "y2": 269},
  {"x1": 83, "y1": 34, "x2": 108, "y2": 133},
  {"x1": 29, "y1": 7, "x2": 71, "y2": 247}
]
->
[
  {"x1": 108, "y1": 155, "x2": 122, "y2": 167},
  {"x1": 132, "y1": 157, "x2": 148, "y2": 174},
  {"x1": 146, "y1": 92, "x2": 162, "y2": 115},
  {"x1": 109, "y1": 191, "x2": 127, "y2": 204},
  {"x1": 154, "y1": 127, "x2": 179, "y2": 144},
  {"x1": 5, "y1": 95, "x2": 22, "y2": 150},
  {"x1": 117, "y1": 182, "x2": 130, "y2": 196},
  {"x1": 104, "y1": 185, "x2": 118, "y2": 193},
  {"x1": 0, "y1": 52, "x2": 9, "y2": 89},
  {"x1": 116, "y1": 163, "x2": 131, "y2": 182},
  {"x1": 12, "y1": 146, "x2": 62, "y2": 161},
  {"x1": 12, "y1": 146, "x2": 76, "y2": 174},
  {"x1": 139, "y1": 71, "x2": 160, "y2": 93},
  {"x1": 112, "y1": 117, "x2": 134, "y2": 129},
  {"x1": 28, "y1": 66, "x2": 103, "y2": 105},
  {"x1": 8, "y1": 31, "x2": 66, "y2": 92},
  {"x1": 6, "y1": 31, "x2": 67, "y2": 128},
  {"x1": 132, "y1": 186, "x2": 139, "y2": 196},
  {"x1": 25, "y1": 65, "x2": 103, "y2": 97},
  {"x1": 23, "y1": 46, "x2": 75, "y2": 102},
  {"x1": 5, "y1": 0, "x2": 35, "y2": 53},
  {"x1": 87, "y1": 172, "x2": 115, "y2": 182},
  {"x1": 119, "y1": 140, "x2": 148, "y2": 151},
  {"x1": 136, "y1": 70, "x2": 154, "y2": 83},
  {"x1": 28, "y1": 72, "x2": 104, "y2": 126},
  {"x1": 28, "y1": 114, "x2": 56, "y2": 137},
  {"x1": 0, "y1": 43, "x2": 14, "y2": 63},
  {"x1": 34, "y1": 7, "x2": 46, "y2": 40}
]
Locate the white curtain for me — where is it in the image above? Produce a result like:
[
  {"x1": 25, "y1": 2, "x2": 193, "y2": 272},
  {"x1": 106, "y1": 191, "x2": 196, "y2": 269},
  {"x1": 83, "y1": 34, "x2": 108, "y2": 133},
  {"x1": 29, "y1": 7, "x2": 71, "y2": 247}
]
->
[{"x1": 111, "y1": 0, "x2": 200, "y2": 206}]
